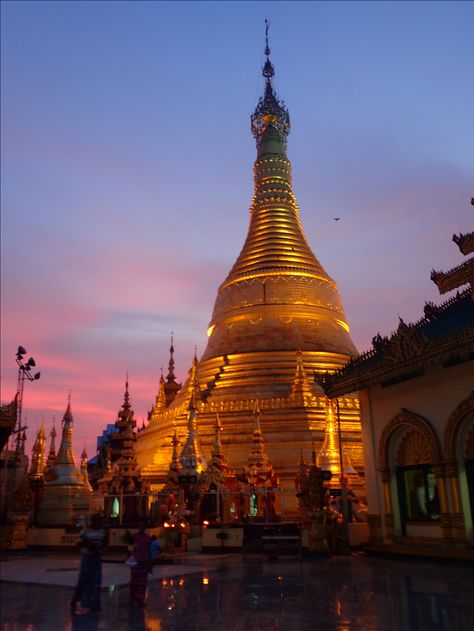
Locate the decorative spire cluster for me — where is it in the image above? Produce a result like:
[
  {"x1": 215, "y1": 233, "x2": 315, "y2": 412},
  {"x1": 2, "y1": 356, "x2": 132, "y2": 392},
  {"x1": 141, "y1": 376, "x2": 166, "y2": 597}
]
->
[
  {"x1": 244, "y1": 404, "x2": 278, "y2": 488},
  {"x1": 251, "y1": 19, "x2": 290, "y2": 148}
]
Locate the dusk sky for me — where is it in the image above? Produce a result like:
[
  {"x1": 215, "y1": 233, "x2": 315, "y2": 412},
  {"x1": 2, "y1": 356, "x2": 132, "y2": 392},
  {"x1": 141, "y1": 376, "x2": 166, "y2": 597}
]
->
[{"x1": 1, "y1": 1, "x2": 473, "y2": 459}]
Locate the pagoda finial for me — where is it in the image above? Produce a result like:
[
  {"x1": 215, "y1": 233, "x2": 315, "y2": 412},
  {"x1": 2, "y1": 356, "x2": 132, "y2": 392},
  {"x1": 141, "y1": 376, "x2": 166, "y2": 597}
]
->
[
  {"x1": 290, "y1": 350, "x2": 313, "y2": 403},
  {"x1": 166, "y1": 333, "x2": 176, "y2": 383},
  {"x1": 46, "y1": 419, "x2": 57, "y2": 469},
  {"x1": 80, "y1": 446, "x2": 92, "y2": 492},
  {"x1": 251, "y1": 21, "x2": 290, "y2": 148},
  {"x1": 263, "y1": 18, "x2": 274, "y2": 78},
  {"x1": 124, "y1": 372, "x2": 130, "y2": 409}
]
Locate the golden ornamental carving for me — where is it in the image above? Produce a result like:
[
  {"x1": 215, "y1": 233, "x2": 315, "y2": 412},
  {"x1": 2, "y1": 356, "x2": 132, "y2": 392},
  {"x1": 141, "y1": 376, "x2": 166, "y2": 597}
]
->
[
  {"x1": 396, "y1": 430, "x2": 435, "y2": 467},
  {"x1": 378, "y1": 409, "x2": 441, "y2": 471},
  {"x1": 442, "y1": 391, "x2": 474, "y2": 461}
]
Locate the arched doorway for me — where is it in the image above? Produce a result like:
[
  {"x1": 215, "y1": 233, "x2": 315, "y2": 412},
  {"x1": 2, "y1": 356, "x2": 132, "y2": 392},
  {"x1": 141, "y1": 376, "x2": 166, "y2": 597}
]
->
[
  {"x1": 443, "y1": 392, "x2": 474, "y2": 540},
  {"x1": 378, "y1": 409, "x2": 442, "y2": 538}
]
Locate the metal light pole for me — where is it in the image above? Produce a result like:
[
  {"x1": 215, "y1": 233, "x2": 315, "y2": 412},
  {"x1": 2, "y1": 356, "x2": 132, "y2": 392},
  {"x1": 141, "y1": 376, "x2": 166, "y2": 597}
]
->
[
  {"x1": 15, "y1": 346, "x2": 41, "y2": 436},
  {"x1": 1, "y1": 346, "x2": 40, "y2": 519}
]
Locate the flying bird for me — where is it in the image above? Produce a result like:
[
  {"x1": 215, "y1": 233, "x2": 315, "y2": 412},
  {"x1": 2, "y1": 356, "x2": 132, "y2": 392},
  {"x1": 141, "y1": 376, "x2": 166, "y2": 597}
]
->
[{"x1": 333, "y1": 217, "x2": 341, "y2": 221}]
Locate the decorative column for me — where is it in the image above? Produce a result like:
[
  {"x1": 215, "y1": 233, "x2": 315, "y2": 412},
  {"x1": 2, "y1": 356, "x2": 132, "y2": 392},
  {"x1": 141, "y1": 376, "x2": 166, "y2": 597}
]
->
[
  {"x1": 380, "y1": 470, "x2": 395, "y2": 540},
  {"x1": 433, "y1": 463, "x2": 452, "y2": 540},
  {"x1": 444, "y1": 462, "x2": 466, "y2": 540}
]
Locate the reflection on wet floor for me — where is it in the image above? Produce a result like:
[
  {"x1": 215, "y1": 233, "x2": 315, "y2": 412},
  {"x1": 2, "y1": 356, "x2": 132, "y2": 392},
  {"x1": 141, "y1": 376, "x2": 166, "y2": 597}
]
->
[{"x1": 1, "y1": 554, "x2": 473, "y2": 630}]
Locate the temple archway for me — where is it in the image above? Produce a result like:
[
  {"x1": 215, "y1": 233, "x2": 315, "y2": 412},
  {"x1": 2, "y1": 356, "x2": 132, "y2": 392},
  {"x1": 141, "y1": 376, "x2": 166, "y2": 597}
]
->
[
  {"x1": 443, "y1": 392, "x2": 474, "y2": 539},
  {"x1": 378, "y1": 409, "x2": 442, "y2": 537}
]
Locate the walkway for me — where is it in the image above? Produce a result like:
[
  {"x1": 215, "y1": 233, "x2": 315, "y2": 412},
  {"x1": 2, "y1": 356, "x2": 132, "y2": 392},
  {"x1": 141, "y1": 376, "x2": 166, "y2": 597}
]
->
[{"x1": 1, "y1": 552, "x2": 473, "y2": 630}]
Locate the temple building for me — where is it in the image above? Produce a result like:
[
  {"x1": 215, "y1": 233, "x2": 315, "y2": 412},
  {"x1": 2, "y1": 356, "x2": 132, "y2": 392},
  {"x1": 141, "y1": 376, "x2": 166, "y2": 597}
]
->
[
  {"x1": 97, "y1": 380, "x2": 150, "y2": 525},
  {"x1": 89, "y1": 376, "x2": 151, "y2": 487},
  {"x1": 136, "y1": 33, "x2": 364, "y2": 492},
  {"x1": 321, "y1": 223, "x2": 474, "y2": 555}
]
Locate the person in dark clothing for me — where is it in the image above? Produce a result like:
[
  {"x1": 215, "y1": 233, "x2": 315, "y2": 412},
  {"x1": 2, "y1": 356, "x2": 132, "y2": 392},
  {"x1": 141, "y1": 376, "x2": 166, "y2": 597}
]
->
[{"x1": 71, "y1": 513, "x2": 105, "y2": 614}]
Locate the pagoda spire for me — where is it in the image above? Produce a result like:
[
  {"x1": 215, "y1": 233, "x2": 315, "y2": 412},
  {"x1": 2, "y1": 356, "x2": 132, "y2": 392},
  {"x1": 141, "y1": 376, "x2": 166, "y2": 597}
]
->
[
  {"x1": 45, "y1": 419, "x2": 57, "y2": 469},
  {"x1": 163, "y1": 429, "x2": 181, "y2": 493},
  {"x1": 116, "y1": 374, "x2": 136, "y2": 431},
  {"x1": 50, "y1": 399, "x2": 83, "y2": 485},
  {"x1": 247, "y1": 404, "x2": 269, "y2": 469},
  {"x1": 152, "y1": 371, "x2": 167, "y2": 415},
  {"x1": 56, "y1": 400, "x2": 76, "y2": 466},
  {"x1": 179, "y1": 383, "x2": 206, "y2": 477},
  {"x1": 317, "y1": 398, "x2": 341, "y2": 479},
  {"x1": 290, "y1": 350, "x2": 313, "y2": 403},
  {"x1": 317, "y1": 397, "x2": 358, "y2": 484},
  {"x1": 81, "y1": 446, "x2": 93, "y2": 492},
  {"x1": 244, "y1": 403, "x2": 278, "y2": 488},
  {"x1": 163, "y1": 333, "x2": 181, "y2": 406},
  {"x1": 201, "y1": 413, "x2": 232, "y2": 490},
  {"x1": 211, "y1": 413, "x2": 224, "y2": 460},
  {"x1": 167, "y1": 333, "x2": 176, "y2": 383},
  {"x1": 29, "y1": 424, "x2": 46, "y2": 479}
]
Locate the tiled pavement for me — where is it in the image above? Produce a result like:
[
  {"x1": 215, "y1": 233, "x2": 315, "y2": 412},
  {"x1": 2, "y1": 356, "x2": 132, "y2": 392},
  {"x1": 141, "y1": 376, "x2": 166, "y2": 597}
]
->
[{"x1": 1, "y1": 552, "x2": 473, "y2": 630}]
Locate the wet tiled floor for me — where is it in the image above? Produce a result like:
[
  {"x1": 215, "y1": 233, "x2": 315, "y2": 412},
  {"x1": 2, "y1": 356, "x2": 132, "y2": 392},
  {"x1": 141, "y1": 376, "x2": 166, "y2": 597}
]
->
[{"x1": 1, "y1": 553, "x2": 473, "y2": 630}]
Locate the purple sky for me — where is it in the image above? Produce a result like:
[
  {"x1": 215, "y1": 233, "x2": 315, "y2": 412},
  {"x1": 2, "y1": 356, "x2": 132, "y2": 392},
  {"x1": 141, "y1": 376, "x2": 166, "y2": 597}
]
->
[{"x1": 1, "y1": 1, "x2": 473, "y2": 460}]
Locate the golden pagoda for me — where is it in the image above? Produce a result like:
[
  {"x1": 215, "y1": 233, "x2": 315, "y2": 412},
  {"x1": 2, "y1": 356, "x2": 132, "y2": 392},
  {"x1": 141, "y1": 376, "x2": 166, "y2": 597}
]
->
[
  {"x1": 37, "y1": 400, "x2": 91, "y2": 527},
  {"x1": 137, "y1": 29, "x2": 363, "y2": 489},
  {"x1": 29, "y1": 424, "x2": 46, "y2": 480}
]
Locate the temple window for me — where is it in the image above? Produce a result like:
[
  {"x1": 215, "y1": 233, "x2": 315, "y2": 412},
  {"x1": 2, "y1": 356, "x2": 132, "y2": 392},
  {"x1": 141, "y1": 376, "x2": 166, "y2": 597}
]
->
[{"x1": 397, "y1": 467, "x2": 440, "y2": 522}]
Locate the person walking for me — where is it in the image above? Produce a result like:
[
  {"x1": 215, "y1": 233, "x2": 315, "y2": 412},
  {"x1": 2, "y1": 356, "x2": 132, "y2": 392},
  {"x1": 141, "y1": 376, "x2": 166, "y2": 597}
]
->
[
  {"x1": 129, "y1": 525, "x2": 152, "y2": 607},
  {"x1": 71, "y1": 513, "x2": 105, "y2": 614}
]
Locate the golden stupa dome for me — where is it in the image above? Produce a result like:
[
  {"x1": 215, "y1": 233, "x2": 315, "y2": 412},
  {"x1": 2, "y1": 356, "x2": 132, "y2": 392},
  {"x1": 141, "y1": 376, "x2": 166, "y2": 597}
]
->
[{"x1": 202, "y1": 119, "x2": 356, "y2": 361}]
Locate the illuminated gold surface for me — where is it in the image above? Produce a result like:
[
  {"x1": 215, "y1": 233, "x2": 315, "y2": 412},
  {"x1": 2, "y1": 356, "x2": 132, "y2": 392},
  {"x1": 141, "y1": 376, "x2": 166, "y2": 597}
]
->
[
  {"x1": 37, "y1": 403, "x2": 90, "y2": 526},
  {"x1": 137, "y1": 65, "x2": 362, "y2": 489}
]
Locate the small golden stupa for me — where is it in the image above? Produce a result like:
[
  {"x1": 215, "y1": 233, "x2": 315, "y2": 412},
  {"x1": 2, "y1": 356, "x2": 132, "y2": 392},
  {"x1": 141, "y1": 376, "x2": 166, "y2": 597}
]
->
[
  {"x1": 37, "y1": 400, "x2": 91, "y2": 526},
  {"x1": 137, "y1": 29, "x2": 363, "y2": 489}
]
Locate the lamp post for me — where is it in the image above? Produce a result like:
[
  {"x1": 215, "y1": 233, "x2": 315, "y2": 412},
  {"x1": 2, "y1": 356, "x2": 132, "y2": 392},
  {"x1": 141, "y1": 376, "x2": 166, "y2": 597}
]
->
[
  {"x1": 15, "y1": 346, "x2": 41, "y2": 437},
  {"x1": 1, "y1": 346, "x2": 40, "y2": 519}
]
